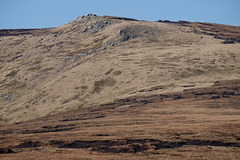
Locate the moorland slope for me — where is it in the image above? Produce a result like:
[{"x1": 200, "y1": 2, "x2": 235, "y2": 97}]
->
[{"x1": 0, "y1": 14, "x2": 240, "y2": 159}]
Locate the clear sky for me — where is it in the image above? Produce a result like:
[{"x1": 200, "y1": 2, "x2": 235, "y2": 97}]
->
[{"x1": 1, "y1": 0, "x2": 240, "y2": 29}]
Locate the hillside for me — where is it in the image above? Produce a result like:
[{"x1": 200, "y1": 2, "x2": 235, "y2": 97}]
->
[
  {"x1": 0, "y1": 14, "x2": 240, "y2": 159},
  {"x1": 1, "y1": 14, "x2": 240, "y2": 124},
  {"x1": 0, "y1": 79, "x2": 239, "y2": 159}
]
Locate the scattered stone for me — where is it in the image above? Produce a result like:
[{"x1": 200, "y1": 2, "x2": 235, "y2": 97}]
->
[
  {"x1": 78, "y1": 52, "x2": 88, "y2": 57},
  {"x1": 64, "y1": 57, "x2": 71, "y2": 62},
  {"x1": 119, "y1": 25, "x2": 165, "y2": 42},
  {"x1": 82, "y1": 28, "x2": 88, "y2": 32},
  {"x1": 77, "y1": 14, "x2": 98, "y2": 21},
  {"x1": 1, "y1": 94, "x2": 12, "y2": 101},
  {"x1": 51, "y1": 33, "x2": 58, "y2": 37},
  {"x1": 120, "y1": 27, "x2": 137, "y2": 42},
  {"x1": 82, "y1": 20, "x2": 112, "y2": 34},
  {"x1": 37, "y1": 38, "x2": 43, "y2": 42}
]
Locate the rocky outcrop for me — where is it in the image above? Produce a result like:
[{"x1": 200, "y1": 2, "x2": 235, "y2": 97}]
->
[
  {"x1": 119, "y1": 25, "x2": 165, "y2": 42},
  {"x1": 82, "y1": 20, "x2": 112, "y2": 34},
  {"x1": 77, "y1": 14, "x2": 98, "y2": 21}
]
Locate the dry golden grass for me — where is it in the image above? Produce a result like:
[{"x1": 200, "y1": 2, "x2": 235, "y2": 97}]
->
[
  {"x1": 0, "y1": 80, "x2": 239, "y2": 159},
  {"x1": 0, "y1": 15, "x2": 240, "y2": 124},
  {"x1": 0, "y1": 15, "x2": 240, "y2": 159},
  {"x1": 159, "y1": 20, "x2": 240, "y2": 43}
]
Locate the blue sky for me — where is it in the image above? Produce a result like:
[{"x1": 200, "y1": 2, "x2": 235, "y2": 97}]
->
[{"x1": 1, "y1": 0, "x2": 240, "y2": 29}]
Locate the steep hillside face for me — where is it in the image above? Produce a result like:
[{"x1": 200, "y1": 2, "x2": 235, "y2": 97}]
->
[{"x1": 0, "y1": 14, "x2": 240, "y2": 124}]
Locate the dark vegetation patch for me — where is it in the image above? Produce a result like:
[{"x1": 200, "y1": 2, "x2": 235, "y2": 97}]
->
[
  {"x1": 5, "y1": 80, "x2": 27, "y2": 89},
  {"x1": 105, "y1": 68, "x2": 113, "y2": 75},
  {"x1": 2, "y1": 138, "x2": 240, "y2": 154},
  {"x1": 27, "y1": 65, "x2": 41, "y2": 71},
  {"x1": 139, "y1": 85, "x2": 164, "y2": 92},
  {"x1": 92, "y1": 77, "x2": 116, "y2": 94},
  {"x1": 158, "y1": 20, "x2": 240, "y2": 43},
  {"x1": 0, "y1": 29, "x2": 38, "y2": 36},
  {"x1": 62, "y1": 98, "x2": 72, "y2": 104},
  {"x1": 40, "y1": 67, "x2": 54, "y2": 73},
  {"x1": 0, "y1": 148, "x2": 15, "y2": 154},
  {"x1": 7, "y1": 55, "x2": 23, "y2": 63},
  {"x1": 0, "y1": 130, "x2": 13, "y2": 135},
  {"x1": 15, "y1": 140, "x2": 41, "y2": 148},
  {"x1": 5, "y1": 70, "x2": 19, "y2": 77},
  {"x1": 49, "y1": 140, "x2": 65, "y2": 146},
  {"x1": 56, "y1": 138, "x2": 240, "y2": 153},
  {"x1": 41, "y1": 124, "x2": 75, "y2": 129},
  {"x1": 80, "y1": 85, "x2": 88, "y2": 90},
  {"x1": 93, "y1": 134, "x2": 109, "y2": 137},
  {"x1": 61, "y1": 115, "x2": 105, "y2": 122},
  {"x1": 21, "y1": 128, "x2": 74, "y2": 134},
  {"x1": 103, "y1": 16, "x2": 138, "y2": 21},
  {"x1": 186, "y1": 139, "x2": 240, "y2": 148},
  {"x1": 59, "y1": 140, "x2": 118, "y2": 149},
  {"x1": 182, "y1": 84, "x2": 196, "y2": 88},
  {"x1": 105, "y1": 69, "x2": 122, "y2": 76},
  {"x1": 21, "y1": 124, "x2": 76, "y2": 134},
  {"x1": 0, "y1": 28, "x2": 54, "y2": 37},
  {"x1": 113, "y1": 71, "x2": 122, "y2": 76},
  {"x1": 99, "y1": 80, "x2": 240, "y2": 109}
]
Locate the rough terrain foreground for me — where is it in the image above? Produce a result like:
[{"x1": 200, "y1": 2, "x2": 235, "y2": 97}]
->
[{"x1": 0, "y1": 14, "x2": 240, "y2": 159}]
